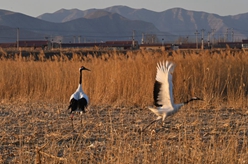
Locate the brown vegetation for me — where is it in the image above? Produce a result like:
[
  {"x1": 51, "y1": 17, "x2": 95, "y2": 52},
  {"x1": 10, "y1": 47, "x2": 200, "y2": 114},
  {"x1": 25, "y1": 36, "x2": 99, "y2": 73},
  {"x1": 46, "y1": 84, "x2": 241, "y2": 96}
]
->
[{"x1": 0, "y1": 49, "x2": 248, "y2": 163}]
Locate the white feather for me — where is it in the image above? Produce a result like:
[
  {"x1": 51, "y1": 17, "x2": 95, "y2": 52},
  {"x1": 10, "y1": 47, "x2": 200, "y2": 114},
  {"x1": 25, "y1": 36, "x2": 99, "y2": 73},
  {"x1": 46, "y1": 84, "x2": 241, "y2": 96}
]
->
[
  {"x1": 155, "y1": 61, "x2": 175, "y2": 110},
  {"x1": 69, "y1": 84, "x2": 89, "y2": 103}
]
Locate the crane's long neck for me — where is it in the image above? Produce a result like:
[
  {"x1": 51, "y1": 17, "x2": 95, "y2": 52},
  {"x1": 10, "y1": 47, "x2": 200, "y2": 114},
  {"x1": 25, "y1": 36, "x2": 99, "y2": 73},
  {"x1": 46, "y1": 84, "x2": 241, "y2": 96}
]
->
[
  {"x1": 79, "y1": 70, "x2": 82, "y2": 84},
  {"x1": 168, "y1": 98, "x2": 201, "y2": 117},
  {"x1": 184, "y1": 98, "x2": 199, "y2": 104},
  {"x1": 169, "y1": 103, "x2": 184, "y2": 116}
]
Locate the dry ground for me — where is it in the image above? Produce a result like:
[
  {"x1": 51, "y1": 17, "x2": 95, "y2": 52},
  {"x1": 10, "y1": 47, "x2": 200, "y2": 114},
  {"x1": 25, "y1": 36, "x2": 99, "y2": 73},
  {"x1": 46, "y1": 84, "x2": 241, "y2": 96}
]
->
[{"x1": 0, "y1": 102, "x2": 247, "y2": 164}]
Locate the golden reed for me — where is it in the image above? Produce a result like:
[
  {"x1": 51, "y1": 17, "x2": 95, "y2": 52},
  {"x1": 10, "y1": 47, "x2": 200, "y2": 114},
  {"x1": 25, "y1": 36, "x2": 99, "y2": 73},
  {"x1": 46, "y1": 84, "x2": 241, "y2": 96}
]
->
[{"x1": 0, "y1": 49, "x2": 248, "y2": 108}]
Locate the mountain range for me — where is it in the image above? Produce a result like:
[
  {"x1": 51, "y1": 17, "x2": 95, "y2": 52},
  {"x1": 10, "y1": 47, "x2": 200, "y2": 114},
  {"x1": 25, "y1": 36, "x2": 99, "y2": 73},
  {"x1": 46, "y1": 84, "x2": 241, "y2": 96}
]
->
[{"x1": 0, "y1": 5, "x2": 247, "y2": 43}]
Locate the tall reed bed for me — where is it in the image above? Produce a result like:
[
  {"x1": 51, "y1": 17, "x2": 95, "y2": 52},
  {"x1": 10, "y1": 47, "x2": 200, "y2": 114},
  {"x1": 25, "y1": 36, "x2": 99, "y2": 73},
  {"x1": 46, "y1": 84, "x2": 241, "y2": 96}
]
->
[{"x1": 0, "y1": 49, "x2": 248, "y2": 107}]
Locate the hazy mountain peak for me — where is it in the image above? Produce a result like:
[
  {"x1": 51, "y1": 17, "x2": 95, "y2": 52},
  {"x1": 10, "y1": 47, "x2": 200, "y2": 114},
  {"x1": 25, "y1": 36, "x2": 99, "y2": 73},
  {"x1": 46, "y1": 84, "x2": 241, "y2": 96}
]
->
[
  {"x1": 0, "y1": 9, "x2": 16, "y2": 16},
  {"x1": 84, "y1": 10, "x2": 114, "y2": 19},
  {"x1": 0, "y1": 6, "x2": 248, "y2": 43},
  {"x1": 55, "y1": 8, "x2": 81, "y2": 13}
]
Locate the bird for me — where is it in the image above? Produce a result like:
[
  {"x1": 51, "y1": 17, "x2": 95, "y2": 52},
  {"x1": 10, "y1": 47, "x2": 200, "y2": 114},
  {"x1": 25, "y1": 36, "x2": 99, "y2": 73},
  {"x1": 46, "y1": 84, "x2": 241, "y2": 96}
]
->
[
  {"x1": 141, "y1": 61, "x2": 202, "y2": 132},
  {"x1": 68, "y1": 66, "x2": 90, "y2": 122}
]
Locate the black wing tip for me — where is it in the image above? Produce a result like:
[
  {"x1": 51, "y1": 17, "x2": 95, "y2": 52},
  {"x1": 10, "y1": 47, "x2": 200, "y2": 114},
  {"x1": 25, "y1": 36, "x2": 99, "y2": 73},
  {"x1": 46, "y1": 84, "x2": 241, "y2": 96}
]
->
[
  {"x1": 153, "y1": 81, "x2": 163, "y2": 107},
  {"x1": 68, "y1": 98, "x2": 88, "y2": 113}
]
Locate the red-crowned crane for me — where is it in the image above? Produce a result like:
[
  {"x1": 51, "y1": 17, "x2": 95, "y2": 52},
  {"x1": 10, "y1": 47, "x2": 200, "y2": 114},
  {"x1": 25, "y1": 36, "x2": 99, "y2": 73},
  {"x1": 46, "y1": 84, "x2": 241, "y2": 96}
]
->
[
  {"x1": 68, "y1": 66, "x2": 90, "y2": 125},
  {"x1": 141, "y1": 61, "x2": 202, "y2": 132}
]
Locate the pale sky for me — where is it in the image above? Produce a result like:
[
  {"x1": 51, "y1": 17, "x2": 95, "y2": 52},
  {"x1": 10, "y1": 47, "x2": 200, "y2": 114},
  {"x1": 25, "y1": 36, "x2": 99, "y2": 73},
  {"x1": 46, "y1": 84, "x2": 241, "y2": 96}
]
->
[{"x1": 1, "y1": 0, "x2": 248, "y2": 17}]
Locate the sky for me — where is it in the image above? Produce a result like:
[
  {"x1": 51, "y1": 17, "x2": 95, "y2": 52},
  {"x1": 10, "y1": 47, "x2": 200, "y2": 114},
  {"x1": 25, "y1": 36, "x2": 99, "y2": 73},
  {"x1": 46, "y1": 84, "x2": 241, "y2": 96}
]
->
[{"x1": 1, "y1": 0, "x2": 248, "y2": 17}]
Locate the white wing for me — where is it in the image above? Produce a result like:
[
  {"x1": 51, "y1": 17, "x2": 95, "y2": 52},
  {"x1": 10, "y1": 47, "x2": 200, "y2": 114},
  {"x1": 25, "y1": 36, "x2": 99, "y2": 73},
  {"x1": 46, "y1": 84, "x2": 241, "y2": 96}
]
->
[{"x1": 154, "y1": 61, "x2": 175, "y2": 108}]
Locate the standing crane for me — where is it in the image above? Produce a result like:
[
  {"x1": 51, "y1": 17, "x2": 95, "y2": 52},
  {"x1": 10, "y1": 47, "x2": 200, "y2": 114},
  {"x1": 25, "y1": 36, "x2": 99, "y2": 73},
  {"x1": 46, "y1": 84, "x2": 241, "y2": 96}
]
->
[
  {"x1": 68, "y1": 66, "x2": 90, "y2": 127},
  {"x1": 141, "y1": 61, "x2": 202, "y2": 132}
]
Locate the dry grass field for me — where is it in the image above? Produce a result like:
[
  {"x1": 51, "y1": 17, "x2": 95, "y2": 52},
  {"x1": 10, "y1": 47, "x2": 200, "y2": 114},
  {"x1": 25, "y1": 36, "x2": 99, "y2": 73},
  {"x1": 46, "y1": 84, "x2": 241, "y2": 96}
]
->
[{"x1": 0, "y1": 48, "x2": 248, "y2": 163}]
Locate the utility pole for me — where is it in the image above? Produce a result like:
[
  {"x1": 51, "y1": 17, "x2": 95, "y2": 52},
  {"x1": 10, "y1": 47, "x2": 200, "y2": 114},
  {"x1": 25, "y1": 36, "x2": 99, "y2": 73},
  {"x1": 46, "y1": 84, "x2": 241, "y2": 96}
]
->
[
  {"x1": 141, "y1": 33, "x2": 144, "y2": 44},
  {"x1": 195, "y1": 30, "x2": 199, "y2": 49},
  {"x1": 51, "y1": 39, "x2": 53, "y2": 50},
  {"x1": 152, "y1": 35, "x2": 155, "y2": 44},
  {"x1": 162, "y1": 38, "x2": 164, "y2": 51},
  {"x1": 132, "y1": 30, "x2": 135, "y2": 48},
  {"x1": 231, "y1": 29, "x2": 234, "y2": 42},
  {"x1": 78, "y1": 35, "x2": 81, "y2": 43},
  {"x1": 225, "y1": 28, "x2": 229, "y2": 42},
  {"x1": 208, "y1": 31, "x2": 211, "y2": 48},
  {"x1": 211, "y1": 29, "x2": 215, "y2": 44},
  {"x1": 17, "y1": 28, "x2": 19, "y2": 50},
  {"x1": 201, "y1": 29, "x2": 205, "y2": 49}
]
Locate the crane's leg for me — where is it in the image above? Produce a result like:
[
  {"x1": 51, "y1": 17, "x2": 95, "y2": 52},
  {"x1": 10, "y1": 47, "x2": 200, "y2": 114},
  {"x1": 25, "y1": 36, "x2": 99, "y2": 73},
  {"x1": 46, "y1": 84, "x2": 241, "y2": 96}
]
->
[
  {"x1": 71, "y1": 114, "x2": 74, "y2": 129},
  {"x1": 80, "y1": 112, "x2": 83, "y2": 129},
  {"x1": 162, "y1": 120, "x2": 165, "y2": 127},
  {"x1": 140, "y1": 118, "x2": 161, "y2": 133}
]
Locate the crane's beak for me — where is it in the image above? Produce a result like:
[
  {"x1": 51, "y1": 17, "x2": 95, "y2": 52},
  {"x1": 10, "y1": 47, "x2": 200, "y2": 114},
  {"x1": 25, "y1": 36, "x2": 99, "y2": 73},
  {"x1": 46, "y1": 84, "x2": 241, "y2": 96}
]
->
[
  {"x1": 192, "y1": 97, "x2": 203, "y2": 101},
  {"x1": 84, "y1": 68, "x2": 91, "y2": 71}
]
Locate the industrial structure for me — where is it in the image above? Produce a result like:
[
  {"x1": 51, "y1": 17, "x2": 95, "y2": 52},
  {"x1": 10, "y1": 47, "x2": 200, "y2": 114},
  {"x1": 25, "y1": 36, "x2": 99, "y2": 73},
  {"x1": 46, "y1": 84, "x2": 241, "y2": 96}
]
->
[{"x1": 0, "y1": 39, "x2": 248, "y2": 51}]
